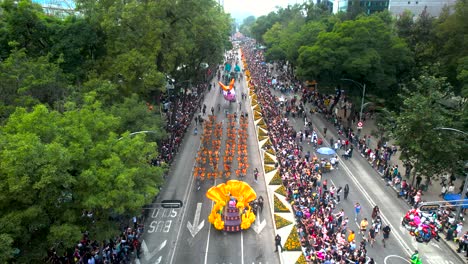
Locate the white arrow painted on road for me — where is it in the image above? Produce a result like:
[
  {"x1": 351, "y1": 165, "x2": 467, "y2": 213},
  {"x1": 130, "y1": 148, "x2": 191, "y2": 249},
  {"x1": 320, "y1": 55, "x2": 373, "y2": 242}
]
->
[
  {"x1": 187, "y1": 202, "x2": 205, "y2": 237},
  {"x1": 252, "y1": 213, "x2": 266, "y2": 234},
  {"x1": 135, "y1": 256, "x2": 162, "y2": 264},
  {"x1": 138, "y1": 239, "x2": 167, "y2": 263},
  {"x1": 154, "y1": 256, "x2": 162, "y2": 264}
]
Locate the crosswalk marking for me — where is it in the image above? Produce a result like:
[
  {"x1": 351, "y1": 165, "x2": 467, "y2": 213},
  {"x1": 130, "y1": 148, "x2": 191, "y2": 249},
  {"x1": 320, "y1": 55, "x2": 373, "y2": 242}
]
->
[{"x1": 426, "y1": 256, "x2": 454, "y2": 264}]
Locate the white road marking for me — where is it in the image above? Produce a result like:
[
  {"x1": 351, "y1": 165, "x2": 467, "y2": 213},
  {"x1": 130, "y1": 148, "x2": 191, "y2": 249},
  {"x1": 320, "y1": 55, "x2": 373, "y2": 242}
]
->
[
  {"x1": 187, "y1": 203, "x2": 205, "y2": 237},
  {"x1": 340, "y1": 157, "x2": 414, "y2": 255},
  {"x1": 252, "y1": 212, "x2": 267, "y2": 234},
  {"x1": 425, "y1": 255, "x2": 455, "y2": 264},
  {"x1": 204, "y1": 179, "x2": 216, "y2": 264},
  {"x1": 241, "y1": 231, "x2": 245, "y2": 264},
  {"x1": 429, "y1": 241, "x2": 441, "y2": 249},
  {"x1": 140, "y1": 239, "x2": 167, "y2": 262},
  {"x1": 314, "y1": 128, "x2": 414, "y2": 256},
  {"x1": 169, "y1": 139, "x2": 203, "y2": 264},
  {"x1": 155, "y1": 256, "x2": 162, "y2": 264},
  {"x1": 384, "y1": 255, "x2": 410, "y2": 264}
]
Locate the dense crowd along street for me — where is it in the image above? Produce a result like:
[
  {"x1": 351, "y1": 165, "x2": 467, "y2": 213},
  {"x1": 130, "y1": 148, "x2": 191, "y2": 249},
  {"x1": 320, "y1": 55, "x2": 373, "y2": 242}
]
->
[
  {"x1": 40, "y1": 38, "x2": 464, "y2": 263},
  {"x1": 134, "y1": 39, "x2": 465, "y2": 264},
  {"x1": 1, "y1": 1, "x2": 466, "y2": 263}
]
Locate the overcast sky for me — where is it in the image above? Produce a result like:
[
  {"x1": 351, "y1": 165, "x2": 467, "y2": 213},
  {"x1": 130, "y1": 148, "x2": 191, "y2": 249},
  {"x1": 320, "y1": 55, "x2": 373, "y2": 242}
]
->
[{"x1": 223, "y1": 0, "x2": 302, "y2": 22}]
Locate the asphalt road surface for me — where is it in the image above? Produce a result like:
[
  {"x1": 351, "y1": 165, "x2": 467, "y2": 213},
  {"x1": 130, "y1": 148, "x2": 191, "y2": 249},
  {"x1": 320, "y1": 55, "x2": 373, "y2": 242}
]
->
[{"x1": 137, "y1": 57, "x2": 280, "y2": 264}]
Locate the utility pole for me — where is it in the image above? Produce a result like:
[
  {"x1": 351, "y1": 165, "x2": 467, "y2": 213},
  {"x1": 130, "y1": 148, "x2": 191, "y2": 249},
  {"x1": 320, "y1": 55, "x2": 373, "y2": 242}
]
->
[{"x1": 341, "y1": 78, "x2": 366, "y2": 133}]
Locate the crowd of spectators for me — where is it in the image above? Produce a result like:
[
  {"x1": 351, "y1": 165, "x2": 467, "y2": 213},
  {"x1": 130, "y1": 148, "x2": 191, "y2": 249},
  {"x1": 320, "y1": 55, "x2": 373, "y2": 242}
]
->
[
  {"x1": 47, "y1": 217, "x2": 144, "y2": 264},
  {"x1": 243, "y1": 41, "x2": 375, "y2": 263},
  {"x1": 244, "y1": 38, "x2": 468, "y2": 261},
  {"x1": 154, "y1": 83, "x2": 208, "y2": 165}
]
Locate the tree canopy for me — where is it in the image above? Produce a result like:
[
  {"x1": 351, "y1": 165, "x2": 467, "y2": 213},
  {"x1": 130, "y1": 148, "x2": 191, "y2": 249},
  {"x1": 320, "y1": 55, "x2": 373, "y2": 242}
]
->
[
  {"x1": 297, "y1": 14, "x2": 412, "y2": 95},
  {"x1": 0, "y1": 0, "x2": 232, "y2": 261},
  {"x1": 240, "y1": 0, "x2": 467, "y2": 99},
  {"x1": 0, "y1": 99, "x2": 165, "y2": 262},
  {"x1": 238, "y1": 0, "x2": 467, "y2": 181},
  {"x1": 392, "y1": 75, "x2": 466, "y2": 180}
]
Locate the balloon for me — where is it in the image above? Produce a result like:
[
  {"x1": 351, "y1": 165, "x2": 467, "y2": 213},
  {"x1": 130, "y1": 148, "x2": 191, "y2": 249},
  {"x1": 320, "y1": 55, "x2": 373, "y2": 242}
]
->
[
  {"x1": 223, "y1": 90, "x2": 236, "y2": 101},
  {"x1": 218, "y1": 79, "x2": 235, "y2": 92},
  {"x1": 218, "y1": 79, "x2": 236, "y2": 102}
]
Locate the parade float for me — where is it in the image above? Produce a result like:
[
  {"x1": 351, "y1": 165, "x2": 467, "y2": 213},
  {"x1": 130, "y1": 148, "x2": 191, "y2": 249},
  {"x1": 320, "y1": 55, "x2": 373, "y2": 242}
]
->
[
  {"x1": 206, "y1": 180, "x2": 257, "y2": 232},
  {"x1": 218, "y1": 78, "x2": 236, "y2": 102}
]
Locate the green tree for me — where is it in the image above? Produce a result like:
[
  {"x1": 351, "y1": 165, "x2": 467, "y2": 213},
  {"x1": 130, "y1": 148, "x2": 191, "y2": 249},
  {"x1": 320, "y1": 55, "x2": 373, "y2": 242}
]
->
[
  {"x1": 239, "y1": 15, "x2": 256, "y2": 37},
  {"x1": 392, "y1": 75, "x2": 465, "y2": 183},
  {"x1": 344, "y1": 0, "x2": 366, "y2": 20},
  {"x1": 251, "y1": 12, "x2": 280, "y2": 43},
  {"x1": 0, "y1": 47, "x2": 69, "y2": 110},
  {"x1": 304, "y1": 2, "x2": 331, "y2": 21},
  {"x1": 408, "y1": 8, "x2": 438, "y2": 68},
  {"x1": 0, "y1": 0, "x2": 105, "y2": 85},
  {"x1": 109, "y1": 94, "x2": 167, "y2": 138},
  {"x1": 262, "y1": 4, "x2": 311, "y2": 66},
  {"x1": 78, "y1": 0, "x2": 231, "y2": 98},
  {"x1": 0, "y1": 98, "x2": 165, "y2": 262},
  {"x1": 263, "y1": 22, "x2": 287, "y2": 61},
  {"x1": 297, "y1": 14, "x2": 412, "y2": 96},
  {"x1": 0, "y1": 234, "x2": 14, "y2": 263},
  {"x1": 395, "y1": 10, "x2": 414, "y2": 40},
  {"x1": 48, "y1": 16, "x2": 105, "y2": 82},
  {"x1": 435, "y1": 0, "x2": 468, "y2": 94},
  {"x1": 0, "y1": 0, "x2": 51, "y2": 58}
]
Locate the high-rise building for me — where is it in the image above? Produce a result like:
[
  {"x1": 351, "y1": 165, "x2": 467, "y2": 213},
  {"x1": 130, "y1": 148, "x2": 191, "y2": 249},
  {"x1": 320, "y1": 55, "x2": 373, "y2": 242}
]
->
[
  {"x1": 323, "y1": 0, "x2": 456, "y2": 17},
  {"x1": 32, "y1": 0, "x2": 76, "y2": 17},
  {"x1": 323, "y1": 0, "x2": 390, "y2": 14},
  {"x1": 388, "y1": 0, "x2": 457, "y2": 17}
]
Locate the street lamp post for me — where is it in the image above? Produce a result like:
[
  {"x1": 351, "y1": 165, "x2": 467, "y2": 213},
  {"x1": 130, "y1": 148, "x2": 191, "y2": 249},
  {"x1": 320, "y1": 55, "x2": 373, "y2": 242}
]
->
[
  {"x1": 340, "y1": 78, "x2": 366, "y2": 123},
  {"x1": 434, "y1": 127, "x2": 468, "y2": 221},
  {"x1": 117, "y1": 131, "x2": 158, "y2": 141}
]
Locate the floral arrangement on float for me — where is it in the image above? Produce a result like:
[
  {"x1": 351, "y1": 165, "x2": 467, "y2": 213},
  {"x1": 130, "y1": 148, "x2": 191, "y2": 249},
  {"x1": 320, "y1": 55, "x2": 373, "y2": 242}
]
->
[{"x1": 206, "y1": 180, "x2": 257, "y2": 231}]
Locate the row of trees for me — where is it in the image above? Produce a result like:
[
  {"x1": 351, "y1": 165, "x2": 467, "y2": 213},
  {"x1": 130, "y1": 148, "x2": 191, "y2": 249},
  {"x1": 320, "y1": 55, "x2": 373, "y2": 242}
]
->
[
  {"x1": 0, "y1": 0, "x2": 233, "y2": 262},
  {"x1": 240, "y1": 2, "x2": 466, "y2": 181}
]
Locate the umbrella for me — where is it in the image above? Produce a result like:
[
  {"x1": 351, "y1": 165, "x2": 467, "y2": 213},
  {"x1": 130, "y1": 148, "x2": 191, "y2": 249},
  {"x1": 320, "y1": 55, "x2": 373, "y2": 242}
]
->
[
  {"x1": 444, "y1": 194, "x2": 468, "y2": 209},
  {"x1": 317, "y1": 147, "x2": 336, "y2": 155}
]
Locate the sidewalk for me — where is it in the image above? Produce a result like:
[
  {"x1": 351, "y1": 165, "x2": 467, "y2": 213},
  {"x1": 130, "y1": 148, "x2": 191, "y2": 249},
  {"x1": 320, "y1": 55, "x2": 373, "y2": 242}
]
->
[{"x1": 333, "y1": 113, "x2": 468, "y2": 260}]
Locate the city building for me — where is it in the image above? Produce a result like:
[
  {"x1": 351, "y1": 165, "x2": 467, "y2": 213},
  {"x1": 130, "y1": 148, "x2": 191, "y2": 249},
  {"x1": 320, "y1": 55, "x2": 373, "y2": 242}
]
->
[
  {"x1": 32, "y1": 0, "x2": 76, "y2": 17},
  {"x1": 315, "y1": 0, "x2": 390, "y2": 14},
  {"x1": 314, "y1": 0, "x2": 455, "y2": 17},
  {"x1": 388, "y1": 0, "x2": 457, "y2": 17}
]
